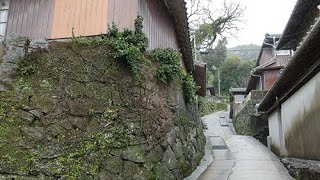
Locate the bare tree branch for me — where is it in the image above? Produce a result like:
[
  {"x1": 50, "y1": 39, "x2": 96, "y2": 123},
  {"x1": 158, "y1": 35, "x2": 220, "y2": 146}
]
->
[{"x1": 187, "y1": 0, "x2": 245, "y2": 51}]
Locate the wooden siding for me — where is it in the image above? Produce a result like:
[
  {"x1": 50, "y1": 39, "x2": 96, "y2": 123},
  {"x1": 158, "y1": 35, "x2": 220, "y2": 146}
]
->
[
  {"x1": 263, "y1": 70, "x2": 280, "y2": 91},
  {"x1": 6, "y1": 0, "x2": 55, "y2": 39},
  {"x1": 51, "y1": 0, "x2": 108, "y2": 39},
  {"x1": 138, "y1": 0, "x2": 178, "y2": 50},
  {"x1": 193, "y1": 64, "x2": 207, "y2": 97},
  {"x1": 107, "y1": 0, "x2": 138, "y2": 30}
]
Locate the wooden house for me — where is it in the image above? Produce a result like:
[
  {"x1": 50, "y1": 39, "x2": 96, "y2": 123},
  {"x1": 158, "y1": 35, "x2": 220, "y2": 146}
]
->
[
  {"x1": 246, "y1": 34, "x2": 292, "y2": 93},
  {"x1": 229, "y1": 88, "x2": 246, "y2": 119},
  {"x1": 258, "y1": 0, "x2": 320, "y2": 160},
  {"x1": 193, "y1": 61, "x2": 207, "y2": 97},
  {"x1": 0, "y1": 0, "x2": 194, "y2": 72},
  {"x1": 230, "y1": 34, "x2": 291, "y2": 143}
]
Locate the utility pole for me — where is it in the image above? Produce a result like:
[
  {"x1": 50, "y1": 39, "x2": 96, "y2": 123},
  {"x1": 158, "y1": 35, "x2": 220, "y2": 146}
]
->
[
  {"x1": 212, "y1": 66, "x2": 221, "y2": 98},
  {"x1": 194, "y1": 35, "x2": 197, "y2": 61},
  {"x1": 218, "y1": 68, "x2": 221, "y2": 98}
]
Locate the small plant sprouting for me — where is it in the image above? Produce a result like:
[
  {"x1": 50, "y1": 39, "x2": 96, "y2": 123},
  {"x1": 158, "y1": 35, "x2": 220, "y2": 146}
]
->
[{"x1": 106, "y1": 16, "x2": 149, "y2": 80}]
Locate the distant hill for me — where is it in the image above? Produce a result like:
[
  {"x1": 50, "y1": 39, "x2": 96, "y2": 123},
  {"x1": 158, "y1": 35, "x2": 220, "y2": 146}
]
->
[{"x1": 227, "y1": 44, "x2": 261, "y2": 61}]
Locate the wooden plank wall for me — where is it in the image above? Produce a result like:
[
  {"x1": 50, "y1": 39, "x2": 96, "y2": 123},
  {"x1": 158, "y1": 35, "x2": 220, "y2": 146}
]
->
[
  {"x1": 107, "y1": 0, "x2": 138, "y2": 30},
  {"x1": 138, "y1": 0, "x2": 178, "y2": 50},
  {"x1": 51, "y1": 0, "x2": 108, "y2": 39},
  {"x1": 193, "y1": 64, "x2": 207, "y2": 97},
  {"x1": 6, "y1": 0, "x2": 55, "y2": 39}
]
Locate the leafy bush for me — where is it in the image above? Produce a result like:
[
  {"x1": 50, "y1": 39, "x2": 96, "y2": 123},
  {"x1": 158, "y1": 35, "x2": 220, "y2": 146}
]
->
[
  {"x1": 198, "y1": 97, "x2": 227, "y2": 116},
  {"x1": 151, "y1": 48, "x2": 182, "y2": 84},
  {"x1": 182, "y1": 73, "x2": 198, "y2": 104},
  {"x1": 151, "y1": 48, "x2": 198, "y2": 104},
  {"x1": 107, "y1": 16, "x2": 149, "y2": 79}
]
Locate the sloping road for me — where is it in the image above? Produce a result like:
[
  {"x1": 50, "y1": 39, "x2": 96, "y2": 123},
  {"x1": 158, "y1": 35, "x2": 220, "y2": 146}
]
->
[{"x1": 185, "y1": 112, "x2": 294, "y2": 180}]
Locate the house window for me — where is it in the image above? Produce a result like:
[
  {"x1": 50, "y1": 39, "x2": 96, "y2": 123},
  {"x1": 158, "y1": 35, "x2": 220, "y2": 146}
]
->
[
  {"x1": 276, "y1": 50, "x2": 291, "y2": 56},
  {"x1": 0, "y1": 0, "x2": 9, "y2": 38},
  {"x1": 234, "y1": 95, "x2": 245, "y2": 103}
]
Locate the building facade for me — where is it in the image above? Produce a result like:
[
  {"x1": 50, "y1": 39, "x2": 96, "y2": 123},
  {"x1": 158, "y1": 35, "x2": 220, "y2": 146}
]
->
[
  {"x1": 246, "y1": 34, "x2": 292, "y2": 93},
  {"x1": 229, "y1": 88, "x2": 246, "y2": 119},
  {"x1": 1, "y1": 0, "x2": 195, "y2": 71},
  {"x1": 258, "y1": 0, "x2": 320, "y2": 160}
]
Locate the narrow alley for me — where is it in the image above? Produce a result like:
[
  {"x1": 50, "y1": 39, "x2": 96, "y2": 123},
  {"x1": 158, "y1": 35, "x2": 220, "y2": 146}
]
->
[{"x1": 186, "y1": 112, "x2": 294, "y2": 180}]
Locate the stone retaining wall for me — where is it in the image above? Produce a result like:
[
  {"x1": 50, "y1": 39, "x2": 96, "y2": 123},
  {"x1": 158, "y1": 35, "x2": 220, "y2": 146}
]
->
[
  {"x1": 0, "y1": 34, "x2": 205, "y2": 179},
  {"x1": 233, "y1": 90, "x2": 268, "y2": 145}
]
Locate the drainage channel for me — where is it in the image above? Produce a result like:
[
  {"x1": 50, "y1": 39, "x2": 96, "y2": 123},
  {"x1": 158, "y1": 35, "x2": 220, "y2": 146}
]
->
[
  {"x1": 209, "y1": 136, "x2": 229, "y2": 150},
  {"x1": 198, "y1": 136, "x2": 235, "y2": 180}
]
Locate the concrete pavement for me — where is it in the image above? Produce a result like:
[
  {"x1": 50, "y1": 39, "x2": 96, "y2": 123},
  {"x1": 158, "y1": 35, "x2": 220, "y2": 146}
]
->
[{"x1": 185, "y1": 112, "x2": 294, "y2": 180}]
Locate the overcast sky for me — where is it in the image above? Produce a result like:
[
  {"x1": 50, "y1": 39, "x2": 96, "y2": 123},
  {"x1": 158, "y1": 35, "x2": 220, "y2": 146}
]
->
[
  {"x1": 187, "y1": 0, "x2": 298, "y2": 48},
  {"x1": 227, "y1": 0, "x2": 297, "y2": 48}
]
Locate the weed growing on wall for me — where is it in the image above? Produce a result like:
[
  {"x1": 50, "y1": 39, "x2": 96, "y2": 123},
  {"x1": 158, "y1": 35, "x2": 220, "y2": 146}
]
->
[
  {"x1": 151, "y1": 48, "x2": 182, "y2": 84},
  {"x1": 151, "y1": 48, "x2": 198, "y2": 104},
  {"x1": 182, "y1": 73, "x2": 198, "y2": 104},
  {"x1": 71, "y1": 28, "x2": 105, "y2": 49},
  {"x1": 107, "y1": 16, "x2": 149, "y2": 79}
]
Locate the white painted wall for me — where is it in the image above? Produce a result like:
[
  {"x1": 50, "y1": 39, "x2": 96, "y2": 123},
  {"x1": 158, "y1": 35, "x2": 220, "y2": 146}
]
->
[
  {"x1": 280, "y1": 71, "x2": 320, "y2": 159},
  {"x1": 268, "y1": 111, "x2": 281, "y2": 155}
]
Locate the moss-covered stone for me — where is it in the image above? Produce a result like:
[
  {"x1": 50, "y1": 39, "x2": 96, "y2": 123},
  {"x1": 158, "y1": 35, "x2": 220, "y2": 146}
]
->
[
  {"x1": 103, "y1": 155, "x2": 124, "y2": 174},
  {"x1": 0, "y1": 37, "x2": 206, "y2": 179}
]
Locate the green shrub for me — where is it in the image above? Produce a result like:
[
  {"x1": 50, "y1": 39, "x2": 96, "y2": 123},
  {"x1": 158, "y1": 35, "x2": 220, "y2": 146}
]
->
[
  {"x1": 107, "y1": 16, "x2": 149, "y2": 79},
  {"x1": 151, "y1": 48, "x2": 198, "y2": 104},
  {"x1": 182, "y1": 73, "x2": 198, "y2": 104},
  {"x1": 198, "y1": 97, "x2": 227, "y2": 116},
  {"x1": 151, "y1": 48, "x2": 182, "y2": 84}
]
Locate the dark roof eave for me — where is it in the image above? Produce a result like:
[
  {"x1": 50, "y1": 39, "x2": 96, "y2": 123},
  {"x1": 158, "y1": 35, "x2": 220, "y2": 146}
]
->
[
  {"x1": 162, "y1": 0, "x2": 194, "y2": 72},
  {"x1": 276, "y1": 0, "x2": 320, "y2": 50},
  {"x1": 258, "y1": 18, "x2": 320, "y2": 112},
  {"x1": 246, "y1": 75, "x2": 260, "y2": 93}
]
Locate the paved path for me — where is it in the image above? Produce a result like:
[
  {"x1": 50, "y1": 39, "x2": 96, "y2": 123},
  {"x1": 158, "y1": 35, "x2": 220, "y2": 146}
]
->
[{"x1": 185, "y1": 112, "x2": 294, "y2": 180}]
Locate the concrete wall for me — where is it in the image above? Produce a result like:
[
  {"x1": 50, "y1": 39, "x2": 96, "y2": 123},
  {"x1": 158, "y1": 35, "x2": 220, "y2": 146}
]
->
[
  {"x1": 281, "y1": 71, "x2": 320, "y2": 160},
  {"x1": 268, "y1": 71, "x2": 320, "y2": 160},
  {"x1": 268, "y1": 110, "x2": 281, "y2": 156}
]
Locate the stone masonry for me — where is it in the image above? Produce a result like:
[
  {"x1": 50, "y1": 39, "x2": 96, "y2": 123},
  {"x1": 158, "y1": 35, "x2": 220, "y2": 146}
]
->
[{"x1": 233, "y1": 90, "x2": 268, "y2": 145}]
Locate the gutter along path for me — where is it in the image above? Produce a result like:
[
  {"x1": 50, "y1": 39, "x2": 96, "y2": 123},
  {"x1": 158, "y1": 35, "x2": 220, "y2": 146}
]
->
[{"x1": 185, "y1": 112, "x2": 294, "y2": 180}]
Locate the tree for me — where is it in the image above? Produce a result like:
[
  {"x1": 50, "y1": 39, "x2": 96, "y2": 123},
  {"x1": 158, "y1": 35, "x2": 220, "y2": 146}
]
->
[
  {"x1": 200, "y1": 38, "x2": 227, "y2": 71},
  {"x1": 187, "y1": 0, "x2": 245, "y2": 50},
  {"x1": 219, "y1": 56, "x2": 240, "y2": 93},
  {"x1": 216, "y1": 56, "x2": 255, "y2": 95},
  {"x1": 236, "y1": 60, "x2": 255, "y2": 87}
]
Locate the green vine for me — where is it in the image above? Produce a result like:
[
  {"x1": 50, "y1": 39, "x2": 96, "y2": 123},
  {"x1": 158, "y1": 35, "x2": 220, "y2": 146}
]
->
[
  {"x1": 107, "y1": 16, "x2": 149, "y2": 79},
  {"x1": 151, "y1": 48, "x2": 198, "y2": 104},
  {"x1": 182, "y1": 73, "x2": 198, "y2": 104},
  {"x1": 151, "y1": 48, "x2": 182, "y2": 84}
]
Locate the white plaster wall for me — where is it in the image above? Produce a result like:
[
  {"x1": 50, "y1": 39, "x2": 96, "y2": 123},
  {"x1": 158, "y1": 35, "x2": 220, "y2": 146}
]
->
[
  {"x1": 268, "y1": 111, "x2": 281, "y2": 155},
  {"x1": 280, "y1": 71, "x2": 320, "y2": 160}
]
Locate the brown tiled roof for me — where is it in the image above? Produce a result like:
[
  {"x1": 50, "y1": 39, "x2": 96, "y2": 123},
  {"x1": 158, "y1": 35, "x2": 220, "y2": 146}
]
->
[
  {"x1": 229, "y1": 88, "x2": 247, "y2": 94},
  {"x1": 246, "y1": 34, "x2": 280, "y2": 93},
  {"x1": 276, "y1": 0, "x2": 320, "y2": 50},
  {"x1": 162, "y1": 0, "x2": 194, "y2": 72},
  {"x1": 258, "y1": 13, "x2": 320, "y2": 113}
]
